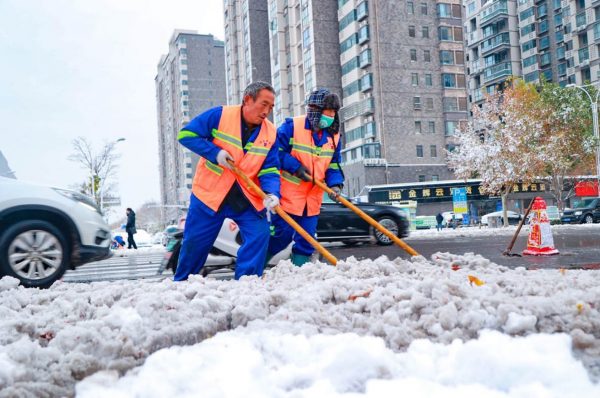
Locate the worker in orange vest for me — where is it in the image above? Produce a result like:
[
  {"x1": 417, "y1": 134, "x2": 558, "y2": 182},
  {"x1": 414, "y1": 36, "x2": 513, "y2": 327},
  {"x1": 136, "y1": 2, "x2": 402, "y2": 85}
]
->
[
  {"x1": 174, "y1": 82, "x2": 281, "y2": 280},
  {"x1": 266, "y1": 89, "x2": 344, "y2": 266}
]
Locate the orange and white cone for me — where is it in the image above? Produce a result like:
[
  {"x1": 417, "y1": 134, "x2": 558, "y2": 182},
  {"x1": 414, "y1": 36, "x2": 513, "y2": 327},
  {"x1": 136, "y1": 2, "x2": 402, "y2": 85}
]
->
[{"x1": 523, "y1": 196, "x2": 559, "y2": 256}]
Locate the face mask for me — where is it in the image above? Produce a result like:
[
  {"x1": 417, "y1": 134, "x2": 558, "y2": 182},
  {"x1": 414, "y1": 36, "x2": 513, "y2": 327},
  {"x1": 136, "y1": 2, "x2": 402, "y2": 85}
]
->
[{"x1": 318, "y1": 114, "x2": 335, "y2": 129}]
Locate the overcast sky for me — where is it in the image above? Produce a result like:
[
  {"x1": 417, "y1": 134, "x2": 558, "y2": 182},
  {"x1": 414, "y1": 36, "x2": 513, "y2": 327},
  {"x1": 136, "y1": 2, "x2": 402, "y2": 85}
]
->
[{"x1": 0, "y1": 0, "x2": 224, "y2": 222}]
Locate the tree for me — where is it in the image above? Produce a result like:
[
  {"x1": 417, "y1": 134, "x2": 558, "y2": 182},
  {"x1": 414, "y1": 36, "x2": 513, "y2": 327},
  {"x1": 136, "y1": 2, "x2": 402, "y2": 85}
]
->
[
  {"x1": 533, "y1": 82, "x2": 595, "y2": 210},
  {"x1": 134, "y1": 201, "x2": 165, "y2": 233},
  {"x1": 448, "y1": 80, "x2": 541, "y2": 226},
  {"x1": 68, "y1": 137, "x2": 121, "y2": 211}
]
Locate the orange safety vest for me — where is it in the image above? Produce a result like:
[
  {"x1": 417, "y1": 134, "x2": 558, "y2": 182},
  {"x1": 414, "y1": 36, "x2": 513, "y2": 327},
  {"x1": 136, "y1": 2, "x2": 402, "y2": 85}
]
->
[
  {"x1": 192, "y1": 105, "x2": 276, "y2": 212},
  {"x1": 280, "y1": 116, "x2": 340, "y2": 217}
]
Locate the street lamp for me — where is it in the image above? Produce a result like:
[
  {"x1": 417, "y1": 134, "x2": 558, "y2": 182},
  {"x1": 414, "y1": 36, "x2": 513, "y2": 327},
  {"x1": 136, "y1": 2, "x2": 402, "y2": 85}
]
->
[{"x1": 566, "y1": 83, "x2": 600, "y2": 197}]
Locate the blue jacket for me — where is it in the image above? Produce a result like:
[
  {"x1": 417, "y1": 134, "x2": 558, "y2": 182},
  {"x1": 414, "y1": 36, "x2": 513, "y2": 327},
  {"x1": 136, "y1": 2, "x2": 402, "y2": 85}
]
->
[
  {"x1": 277, "y1": 117, "x2": 344, "y2": 188},
  {"x1": 178, "y1": 106, "x2": 281, "y2": 212}
]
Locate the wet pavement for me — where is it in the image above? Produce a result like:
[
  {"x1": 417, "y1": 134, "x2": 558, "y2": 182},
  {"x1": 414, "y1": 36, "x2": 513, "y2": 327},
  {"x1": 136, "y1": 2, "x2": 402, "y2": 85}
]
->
[{"x1": 326, "y1": 227, "x2": 600, "y2": 270}]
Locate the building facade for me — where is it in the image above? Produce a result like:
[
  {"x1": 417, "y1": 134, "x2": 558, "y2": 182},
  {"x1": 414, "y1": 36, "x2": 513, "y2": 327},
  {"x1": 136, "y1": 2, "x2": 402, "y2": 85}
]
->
[
  {"x1": 224, "y1": 0, "x2": 272, "y2": 104},
  {"x1": 464, "y1": 0, "x2": 522, "y2": 106},
  {"x1": 155, "y1": 30, "x2": 226, "y2": 222},
  {"x1": 266, "y1": 0, "x2": 342, "y2": 126},
  {"x1": 338, "y1": 0, "x2": 468, "y2": 196}
]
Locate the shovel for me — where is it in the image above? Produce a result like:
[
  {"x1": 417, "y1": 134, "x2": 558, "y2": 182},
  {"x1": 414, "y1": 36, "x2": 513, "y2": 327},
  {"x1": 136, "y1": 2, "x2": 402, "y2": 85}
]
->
[{"x1": 293, "y1": 171, "x2": 419, "y2": 257}]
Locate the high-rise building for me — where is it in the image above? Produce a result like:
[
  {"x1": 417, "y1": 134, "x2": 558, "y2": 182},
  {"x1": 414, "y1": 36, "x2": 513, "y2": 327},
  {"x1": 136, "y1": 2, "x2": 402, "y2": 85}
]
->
[
  {"x1": 338, "y1": 0, "x2": 468, "y2": 196},
  {"x1": 155, "y1": 30, "x2": 226, "y2": 221},
  {"x1": 223, "y1": 0, "x2": 469, "y2": 196},
  {"x1": 224, "y1": 0, "x2": 272, "y2": 104},
  {"x1": 267, "y1": 0, "x2": 342, "y2": 126},
  {"x1": 464, "y1": 0, "x2": 522, "y2": 106}
]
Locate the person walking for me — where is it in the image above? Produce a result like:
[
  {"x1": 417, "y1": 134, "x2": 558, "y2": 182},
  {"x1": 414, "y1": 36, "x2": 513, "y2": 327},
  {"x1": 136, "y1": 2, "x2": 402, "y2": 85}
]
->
[
  {"x1": 125, "y1": 208, "x2": 137, "y2": 249},
  {"x1": 436, "y1": 212, "x2": 444, "y2": 231},
  {"x1": 266, "y1": 88, "x2": 344, "y2": 266},
  {"x1": 174, "y1": 81, "x2": 281, "y2": 280}
]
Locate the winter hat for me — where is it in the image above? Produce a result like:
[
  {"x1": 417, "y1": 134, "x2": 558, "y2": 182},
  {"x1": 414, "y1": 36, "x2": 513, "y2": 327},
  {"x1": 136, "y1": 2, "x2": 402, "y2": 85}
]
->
[{"x1": 306, "y1": 89, "x2": 341, "y2": 133}]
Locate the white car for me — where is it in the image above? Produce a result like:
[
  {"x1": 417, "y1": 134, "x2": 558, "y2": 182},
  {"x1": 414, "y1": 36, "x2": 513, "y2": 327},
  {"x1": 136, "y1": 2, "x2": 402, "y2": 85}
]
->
[
  {"x1": 0, "y1": 177, "x2": 111, "y2": 288},
  {"x1": 481, "y1": 210, "x2": 523, "y2": 226}
]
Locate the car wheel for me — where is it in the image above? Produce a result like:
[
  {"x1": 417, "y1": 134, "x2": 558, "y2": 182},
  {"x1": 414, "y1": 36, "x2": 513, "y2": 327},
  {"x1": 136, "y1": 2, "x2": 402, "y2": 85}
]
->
[
  {"x1": 373, "y1": 217, "x2": 399, "y2": 246},
  {"x1": 0, "y1": 220, "x2": 69, "y2": 288},
  {"x1": 583, "y1": 214, "x2": 594, "y2": 224}
]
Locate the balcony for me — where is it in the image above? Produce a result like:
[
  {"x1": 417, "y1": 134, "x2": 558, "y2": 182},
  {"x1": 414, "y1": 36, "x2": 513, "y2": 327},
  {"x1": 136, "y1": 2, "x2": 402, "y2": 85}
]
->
[
  {"x1": 357, "y1": 1, "x2": 368, "y2": 21},
  {"x1": 578, "y1": 47, "x2": 590, "y2": 64},
  {"x1": 576, "y1": 12, "x2": 587, "y2": 28},
  {"x1": 359, "y1": 49, "x2": 372, "y2": 68},
  {"x1": 483, "y1": 61, "x2": 512, "y2": 82},
  {"x1": 481, "y1": 32, "x2": 511, "y2": 54},
  {"x1": 480, "y1": 1, "x2": 508, "y2": 25}
]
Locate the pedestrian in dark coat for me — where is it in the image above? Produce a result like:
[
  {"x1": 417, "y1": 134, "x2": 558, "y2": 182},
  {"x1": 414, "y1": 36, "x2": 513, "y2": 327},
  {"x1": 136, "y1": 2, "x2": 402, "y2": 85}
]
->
[
  {"x1": 126, "y1": 208, "x2": 137, "y2": 249},
  {"x1": 436, "y1": 212, "x2": 444, "y2": 231}
]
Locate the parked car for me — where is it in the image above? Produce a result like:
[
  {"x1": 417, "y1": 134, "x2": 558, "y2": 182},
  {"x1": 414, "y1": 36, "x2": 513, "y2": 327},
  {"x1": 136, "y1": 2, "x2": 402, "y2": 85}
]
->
[
  {"x1": 318, "y1": 193, "x2": 409, "y2": 245},
  {"x1": 481, "y1": 210, "x2": 523, "y2": 226},
  {"x1": 546, "y1": 205, "x2": 561, "y2": 224},
  {"x1": 0, "y1": 177, "x2": 111, "y2": 288},
  {"x1": 561, "y1": 198, "x2": 600, "y2": 224}
]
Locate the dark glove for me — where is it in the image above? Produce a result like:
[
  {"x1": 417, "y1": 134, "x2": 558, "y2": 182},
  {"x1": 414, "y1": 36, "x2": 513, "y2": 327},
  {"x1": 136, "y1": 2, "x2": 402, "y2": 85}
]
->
[
  {"x1": 328, "y1": 185, "x2": 342, "y2": 201},
  {"x1": 294, "y1": 165, "x2": 312, "y2": 182}
]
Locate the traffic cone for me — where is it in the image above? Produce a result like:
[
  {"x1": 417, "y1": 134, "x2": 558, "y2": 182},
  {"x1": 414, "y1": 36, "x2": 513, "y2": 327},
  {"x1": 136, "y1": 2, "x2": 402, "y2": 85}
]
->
[{"x1": 523, "y1": 197, "x2": 559, "y2": 256}]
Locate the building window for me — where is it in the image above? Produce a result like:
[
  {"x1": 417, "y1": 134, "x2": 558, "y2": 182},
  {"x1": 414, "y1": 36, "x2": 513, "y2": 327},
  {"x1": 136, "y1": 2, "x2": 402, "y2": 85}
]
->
[
  {"x1": 432, "y1": 175, "x2": 439, "y2": 181},
  {"x1": 410, "y1": 48, "x2": 417, "y2": 61},
  {"x1": 426, "y1": 97, "x2": 434, "y2": 110},
  {"x1": 425, "y1": 74, "x2": 433, "y2": 86},
  {"x1": 440, "y1": 50, "x2": 454, "y2": 65},
  {"x1": 415, "y1": 121, "x2": 422, "y2": 133},
  {"x1": 424, "y1": 50, "x2": 431, "y2": 62},
  {"x1": 421, "y1": 2, "x2": 428, "y2": 15},
  {"x1": 430, "y1": 145, "x2": 437, "y2": 157},
  {"x1": 407, "y1": 1, "x2": 414, "y2": 14},
  {"x1": 411, "y1": 73, "x2": 419, "y2": 85},
  {"x1": 413, "y1": 96, "x2": 422, "y2": 109},
  {"x1": 416, "y1": 145, "x2": 424, "y2": 157},
  {"x1": 409, "y1": 25, "x2": 416, "y2": 37},
  {"x1": 428, "y1": 121, "x2": 435, "y2": 133},
  {"x1": 422, "y1": 26, "x2": 429, "y2": 38},
  {"x1": 439, "y1": 26, "x2": 451, "y2": 41},
  {"x1": 418, "y1": 175, "x2": 426, "y2": 182}
]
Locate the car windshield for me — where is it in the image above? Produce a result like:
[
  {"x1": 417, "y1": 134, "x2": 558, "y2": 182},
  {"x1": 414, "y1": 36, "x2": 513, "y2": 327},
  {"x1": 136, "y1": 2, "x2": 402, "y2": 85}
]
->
[{"x1": 572, "y1": 199, "x2": 597, "y2": 209}]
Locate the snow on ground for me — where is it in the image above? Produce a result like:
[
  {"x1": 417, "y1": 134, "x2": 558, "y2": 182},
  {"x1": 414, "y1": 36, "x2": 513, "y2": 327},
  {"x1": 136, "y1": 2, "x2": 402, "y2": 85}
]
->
[
  {"x1": 109, "y1": 244, "x2": 166, "y2": 257},
  {"x1": 1, "y1": 253, "x2": 599, "y2": 397},
  {"x1": 406, "y1": 223, "x2": 600, "y2": 240}
]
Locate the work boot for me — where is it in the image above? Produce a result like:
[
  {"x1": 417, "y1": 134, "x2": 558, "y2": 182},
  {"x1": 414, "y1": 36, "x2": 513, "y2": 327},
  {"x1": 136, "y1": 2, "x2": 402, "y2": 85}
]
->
[
  {"x1": 263, "y1": 253, "x2": 274, "y2": 269},
  {"x1": 291, "y1": 253, "x2": 311, "y2": 267}
]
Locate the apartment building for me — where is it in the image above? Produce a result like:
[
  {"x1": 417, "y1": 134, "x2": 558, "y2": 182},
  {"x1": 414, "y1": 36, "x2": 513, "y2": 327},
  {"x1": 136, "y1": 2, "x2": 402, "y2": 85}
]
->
[
  {"x1": 464, "y1": 0, "x2": 522, "y2": 107},
  {"x1": 155, "y1": 31, "x2": 226, "y2": 221},
  {"x1": 224, "y1": 0, "x2": 272, "y2": 104},
  {"x1": 266, "y1": 0, "x2": 342, "y2": 126},
  {"x1": 338, "y1": 0, "x2": 468, "y2": 196}
]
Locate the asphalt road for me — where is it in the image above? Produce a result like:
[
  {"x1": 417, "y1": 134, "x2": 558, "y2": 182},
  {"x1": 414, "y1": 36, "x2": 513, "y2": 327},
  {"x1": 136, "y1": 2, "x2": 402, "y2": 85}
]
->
[{"x1": 326, "y1": 227, "x2": 600, "y2": 270}]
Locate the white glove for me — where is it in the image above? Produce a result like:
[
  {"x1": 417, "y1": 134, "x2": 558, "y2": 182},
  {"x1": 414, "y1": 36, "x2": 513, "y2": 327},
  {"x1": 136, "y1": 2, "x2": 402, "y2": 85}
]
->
[
  {"x1": 263, "y1": 194, "x2": 279, "y2": 222},
  {"x1": 216, "y1": 149, "x2": 233, "y2": 169}
]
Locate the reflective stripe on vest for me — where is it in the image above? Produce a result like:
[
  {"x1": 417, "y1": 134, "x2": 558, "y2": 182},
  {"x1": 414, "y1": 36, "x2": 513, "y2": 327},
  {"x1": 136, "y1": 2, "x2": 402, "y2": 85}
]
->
[
  {"x1": 280, "y1": 116, "x2": 340, "y2": 217},
  {"x1": 192, "y1": 105, "x2": 276, "y2": 212}
]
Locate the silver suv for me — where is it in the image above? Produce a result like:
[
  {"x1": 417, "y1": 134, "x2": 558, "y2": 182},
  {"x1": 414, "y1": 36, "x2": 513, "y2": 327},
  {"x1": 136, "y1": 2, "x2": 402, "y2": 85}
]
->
[{"x1": 0, "y1": 177, "x2": 111, "y2": 288}]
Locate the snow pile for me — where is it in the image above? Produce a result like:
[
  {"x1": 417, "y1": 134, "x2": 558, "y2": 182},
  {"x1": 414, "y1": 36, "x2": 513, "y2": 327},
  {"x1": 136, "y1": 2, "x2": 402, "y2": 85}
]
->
[
  {"x1": 407, "y1": 223, "x2": 600, "y2": 240},
  {"x1": 76, "y1": 330, "x2": 600, "y2": 398},
  {"x1": 0, "y1": 253, "x2": 599, "y2": 396}
]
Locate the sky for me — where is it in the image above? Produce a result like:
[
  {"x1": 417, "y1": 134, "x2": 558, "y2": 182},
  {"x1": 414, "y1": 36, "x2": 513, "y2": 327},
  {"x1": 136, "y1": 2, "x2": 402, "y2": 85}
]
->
[
  {"x1": 0, "y1": 0, "x2": 224, "y2": 221},
  {"x1": 1, "y1": 252, "x2": 599, "y2": 396}
]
